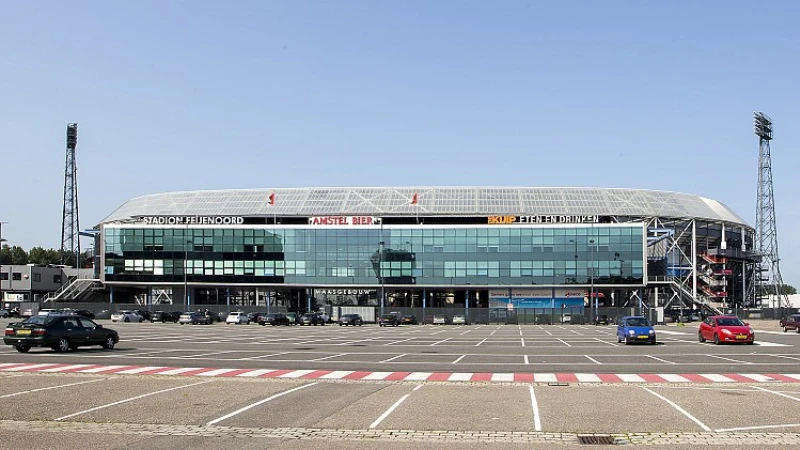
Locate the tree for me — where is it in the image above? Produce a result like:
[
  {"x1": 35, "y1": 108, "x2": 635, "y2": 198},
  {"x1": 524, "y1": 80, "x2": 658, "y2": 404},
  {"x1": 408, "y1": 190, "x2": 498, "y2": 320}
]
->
[
  {"x1": 9, "y1": 246, "x2": 28, "y2": 265},
  {"x1": 28, "y1": 247, "x2": 62, "y2": 266},
  {"x1": 781, "y1": 284, "x2": 797, "y2": 295}
]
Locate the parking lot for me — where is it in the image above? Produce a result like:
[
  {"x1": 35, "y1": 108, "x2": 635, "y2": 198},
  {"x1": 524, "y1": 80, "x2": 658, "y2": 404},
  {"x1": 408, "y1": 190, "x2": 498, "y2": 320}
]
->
[
  {"x1": 2, "y1": 321, "x2": 800, "y2": 447},
  {"x1": 2, "y1": 320, "x2": 798, "y2": 375}
]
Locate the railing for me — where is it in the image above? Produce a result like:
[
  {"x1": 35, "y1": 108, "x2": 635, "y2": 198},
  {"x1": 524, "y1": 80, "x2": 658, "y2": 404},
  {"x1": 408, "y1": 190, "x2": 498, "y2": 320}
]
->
[
  {"x1": 43, "y1": 278, "x2": 101, "y2": 303},
  {"x1": 41, "y1": 276, "x2": 78, "y2": 303}
]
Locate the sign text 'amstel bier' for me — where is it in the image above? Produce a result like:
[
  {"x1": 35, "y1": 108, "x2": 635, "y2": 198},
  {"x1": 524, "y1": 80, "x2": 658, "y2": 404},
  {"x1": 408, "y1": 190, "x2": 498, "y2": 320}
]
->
[{"x1": 308, "y1": 216, "x2": 382, "y2": 226}]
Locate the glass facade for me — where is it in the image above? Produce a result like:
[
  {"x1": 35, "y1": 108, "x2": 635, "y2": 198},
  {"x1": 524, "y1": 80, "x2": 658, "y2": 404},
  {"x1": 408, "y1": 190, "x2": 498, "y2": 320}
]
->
[{"x1": 103, "y1": 223, "x2": 645, "y2": 286}]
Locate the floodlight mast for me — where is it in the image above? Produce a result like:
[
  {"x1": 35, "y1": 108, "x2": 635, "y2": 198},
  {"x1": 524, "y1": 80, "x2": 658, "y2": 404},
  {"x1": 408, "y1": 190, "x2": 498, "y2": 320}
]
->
[{"x1": 753, "y1": 112, "x2": 788, "y2": 309}]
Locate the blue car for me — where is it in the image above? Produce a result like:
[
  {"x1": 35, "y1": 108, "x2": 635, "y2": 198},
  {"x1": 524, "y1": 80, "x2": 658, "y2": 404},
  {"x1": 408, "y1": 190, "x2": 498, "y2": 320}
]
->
[{"x1": 616, "y1": 316, "x2": 656, "y2": 345}]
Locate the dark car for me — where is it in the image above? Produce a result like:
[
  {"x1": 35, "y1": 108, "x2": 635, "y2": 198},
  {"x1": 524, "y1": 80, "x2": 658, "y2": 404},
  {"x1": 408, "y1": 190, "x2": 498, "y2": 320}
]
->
[
  {"x1": 248, "y1": 312, "x2": 265, "y2": 323},
  {"x1": 338, "y1": 314, "x2": 363, "y2": 326},
  {"x1": 3, "y1": 314, "x2": 119, "y2": 353},
  {"x1": 285, "y1": 312, "x2": 300, "y2": 325},
  {"x1": 151, "y1": 311, "x2": 180, "y2": 323},
  {"x1": 59, "y1": 309, "x2": 96, "y2": 320},
  {"x1": 780, "y1": 314, "x2": 800, "y2": 333},
  {"x1": 594, "y1": 314, "x2": 612, "y2": 325},
  {"x1": 299, "y1": 313, "x2": 326, "y2": 326},
  {"x1": 379, "y1": 314, "x2": 399, "y2": 327},
  {"x1": 259, "y1": 313, "x2": 291, "y2": 326},
  {"x1": 133, "y1": 310, "x2": 153, "y2": 321},
  {"x1": 399, "y1": 314, "x2": 418, "y2": 325}
]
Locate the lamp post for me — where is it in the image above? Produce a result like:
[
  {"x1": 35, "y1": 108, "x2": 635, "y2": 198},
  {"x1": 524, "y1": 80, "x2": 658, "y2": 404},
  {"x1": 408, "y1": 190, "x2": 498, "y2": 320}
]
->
[
  {"x1": 590, "y1": 238, "x2": 596, "y2": 320},
  {"x1": 184, "y1": 237, "x2": 191, "y2": 308},
  {"x1": 0, "y1": 221, "x2": 6, "y2": 304},
  {"x1": 379, "y1": 240, "x2": 385, "y2": 317}
]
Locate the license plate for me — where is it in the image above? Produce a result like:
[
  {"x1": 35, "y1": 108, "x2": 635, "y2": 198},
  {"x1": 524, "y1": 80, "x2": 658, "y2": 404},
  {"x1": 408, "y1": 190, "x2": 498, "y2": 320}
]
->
[
  {"x1": 637, "y1": 335, "x2": 649, "y2": 339},
  {"x1": 736, "y1": 335, "x2": 748, "y2": 340},
  {"x1": 16, "y1": 329, "x2": 31, "y2": 335}
]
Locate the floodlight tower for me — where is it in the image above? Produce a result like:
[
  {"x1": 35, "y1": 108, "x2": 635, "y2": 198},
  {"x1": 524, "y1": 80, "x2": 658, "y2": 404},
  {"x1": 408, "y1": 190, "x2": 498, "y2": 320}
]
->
[
  {"x1": 753, "y1": 112, "x2": 789, "y2": 308},
  {"x1": 61, "y1": 123, "x2": 81, "y2": 267}
]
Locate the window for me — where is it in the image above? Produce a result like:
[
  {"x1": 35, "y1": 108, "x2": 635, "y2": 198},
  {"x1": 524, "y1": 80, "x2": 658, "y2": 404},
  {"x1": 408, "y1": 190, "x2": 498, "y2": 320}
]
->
[
  {"x1": 12, "y1": 273, "x2": 22, "y2": 281},
  {"x1": 0, "y1": 273, "x2": 6, "y2": 281},
  {"x1": 33, "y1": 273, "x2": 42, "y2": 282}
]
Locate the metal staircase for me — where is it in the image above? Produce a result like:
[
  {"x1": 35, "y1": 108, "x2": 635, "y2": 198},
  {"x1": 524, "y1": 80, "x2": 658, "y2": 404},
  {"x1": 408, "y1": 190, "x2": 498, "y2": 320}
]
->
[
  {"x1": 647, "y1": 276, "x2": 723, "y2": 315},
  {"x1": 42, "y1": 277, "x2": 101, "y2": 303}
]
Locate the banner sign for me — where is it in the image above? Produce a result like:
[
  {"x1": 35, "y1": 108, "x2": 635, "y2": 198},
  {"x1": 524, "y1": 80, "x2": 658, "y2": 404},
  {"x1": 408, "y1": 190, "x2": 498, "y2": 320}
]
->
[
  {"x1": 488, "y1": 288, "x2": 586, "y2": 309},
  {"x1": 487, "y1": 215, "x2": 600, "y2": 225},
  {"x1": 139, "y1": 216, "x2": 245, "y2": 225},
  {"x1": 308, "y1": 216, "x2": 382, "y2": 226}
]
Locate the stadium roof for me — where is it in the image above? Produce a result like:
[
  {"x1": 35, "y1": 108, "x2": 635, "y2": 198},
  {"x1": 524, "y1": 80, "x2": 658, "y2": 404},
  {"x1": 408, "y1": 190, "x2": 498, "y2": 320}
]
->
[{"x1": 100, "y1": 187, "x2": 750, "y2": 228}]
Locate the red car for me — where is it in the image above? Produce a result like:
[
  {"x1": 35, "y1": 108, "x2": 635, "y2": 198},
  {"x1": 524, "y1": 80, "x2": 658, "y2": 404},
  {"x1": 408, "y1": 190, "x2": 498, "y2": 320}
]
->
[
  {"x1": 779, "y1": 314, "x2": 800, "y2": 333},
  {"x1": 698, "y1": 315, "x2": 754, "y2": 345}
]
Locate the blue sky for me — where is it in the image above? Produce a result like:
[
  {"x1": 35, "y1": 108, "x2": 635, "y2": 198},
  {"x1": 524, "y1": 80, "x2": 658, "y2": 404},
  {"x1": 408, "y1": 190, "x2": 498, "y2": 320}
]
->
[{"x1": 2, "y1": 1, "x2": 799, "y2": 285}]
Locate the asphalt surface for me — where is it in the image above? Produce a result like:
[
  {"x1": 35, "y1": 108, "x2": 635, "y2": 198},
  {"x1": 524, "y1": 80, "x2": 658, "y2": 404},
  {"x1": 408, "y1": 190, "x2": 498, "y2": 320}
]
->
[
  {"x1": 0, "y1": 320, "x2": 798, "y2": 449},
  {"x1": 1, "y1": 319, "x2": 797, "y2": 373}
]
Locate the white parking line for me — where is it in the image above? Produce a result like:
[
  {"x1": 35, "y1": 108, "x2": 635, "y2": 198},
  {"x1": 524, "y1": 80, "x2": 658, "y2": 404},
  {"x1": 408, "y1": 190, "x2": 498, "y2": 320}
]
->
[
  {"x1": 452, "y1": 355, "x2": 467, "y2": 364},
  {"x1": 429, "y1": 338, "x2": 450, "y2": 346},
  {"x1": 380, "y1": 354, "x2": 406, "y2": 363},
  {"x1": 558, "y1": 339, "x2": 572, "y2": 347},
  {"x1": 178, "y1": 351, "x2": 237, "y2": 359},
  {"x1": 749, "y1": 385, "x2": 800, "y2": 402},
  {"x1": 529, "y1": 386, "x2": 542, "y2": 431},
  {"x1": 240, "y1": 352, "x2": 289, "y2": 360},
  {"x1": 708, "y1": 355, "x2": 751, "y2": 364},
  {"x1": 384, "y1": 338, "x2": 415, "y2": 346},
  {"x1": 56, "y1": 380, "x2": 214, "y2": 421},
  {"x1": 521, "y1": 338, "x2": 526, "y2": 347},
  {"x1": 772, "y1": 355, "x2": 800, "y2": 362},
  {"x1": 0, "y1": 378, "x2": 106, "y2": 399},
  {"x1": 370, "y1": 386, "x2": 420, "y2": 428},
  {"x1": 715, "y1": 423, "x2": 800, "y2": 432},
  {"x1": 645, "y1": 355, "x2": 677, "y2": 365},
  {"x1": 475, "y1": 338, "x2": 488, "y2": 347},
  {"x1": 206, "y1": 382, "x2": 318, "y2": 426},
  {"x1": 524, "y1": 355, "x2": 530, "y2": 365},
  {"x1": 584, "y1": 355, "x2": 602, "y2": 365},
  {"x1": 310, "y1": 353, "x2": 346, "y2": 361},
  {"x1": 641, "y1": 386, "x2": 711, "y2": 431}
]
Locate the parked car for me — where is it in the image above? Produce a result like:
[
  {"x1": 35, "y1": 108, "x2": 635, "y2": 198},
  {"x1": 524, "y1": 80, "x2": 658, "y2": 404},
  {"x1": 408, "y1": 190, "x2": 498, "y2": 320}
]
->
[
  {"x1": 0, "y1": 309, "x2": 11, "y2": 318},
  {"x1": 299, "y1": 313, "x2": 326, "y2": 326},
  {"x1": 133, "y1": 310, "x2": 152, "y2": 321},
  {"x1": 399, "y1": 314, "x2": 418, "y2": 325},
  {"x1": 259, "y1": 313, "x2": 290, "y2": 326},
  {"x1": 452, "y1": 314, "x2": 467, "y2": 325},
  {"x1": 247, "y1": 312, "x2": 265, "y2": 323},
  {"x1": 285, "y1": 312, "x2": 300, "y2": 325},
  {"x1": 594, "y1": 314, "x2": 612, "y2": 325},
  {"x1": 150, "y1": 311, "x2": 180, "y2": 323},
  {"x1": 60, "y1": 309, "x2": 96, "y2": 320},
  {"x1": 37, "y1": 309, "x2": 60, "y2": 316},
  {"x1": 698, "y1": 315, "x2": 754, "y2": 345},
  {"x1": 111, "y1": 310, "x2": 143, "y2": 323},
  {"x1": 561, "y1": 313, "x2": 572, "y2": 324},
  {"x1": 179, "y1": 311, "x2": 212, "y2": 325},
  {"x1": 779, "y1": 314, "x2": 800, "y2": 333},
  {"x1": 338, "y1": 314, "x2": 363, "y2": 326},
  {"x1": 226, "y1": 311, "x2": 251, "y2": 325},
  {"x1": 616, "y1": 316, "x2": 656, "y2": 345},
  {"x1": 379, "y1": 314, "x2": 400, "y2": 327},
  {"x1": 431, "y1": 314, "x2": 449, "y2": 325},
  {"x1": 3, "y1": 314, "x2": 119, "y2": 353}
]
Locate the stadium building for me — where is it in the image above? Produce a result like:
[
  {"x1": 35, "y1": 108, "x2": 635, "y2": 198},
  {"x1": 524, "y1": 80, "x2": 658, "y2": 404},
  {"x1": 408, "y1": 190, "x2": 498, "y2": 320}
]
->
[{"x1": 81, "y1": 187, "x2": 757, "y2": 318}]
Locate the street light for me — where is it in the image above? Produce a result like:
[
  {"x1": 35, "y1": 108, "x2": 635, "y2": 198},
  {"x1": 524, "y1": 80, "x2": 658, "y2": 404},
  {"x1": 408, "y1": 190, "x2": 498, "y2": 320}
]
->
[
  {"x1": 185, "y1": 237, "x2": 192, "y2": 308},
  {"x1": 0, "y1": 221, "x2": 7, "y2": 305},
  {"x1": 590, "y1": 239, "x2": 596, "y2": 320},
  {"x1": 379, "y1": 240, "x2": 385, "y2": 317}
]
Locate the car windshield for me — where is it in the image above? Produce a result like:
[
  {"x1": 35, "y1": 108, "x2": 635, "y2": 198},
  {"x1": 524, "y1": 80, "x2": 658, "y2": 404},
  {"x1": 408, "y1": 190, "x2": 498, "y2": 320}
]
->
[
  {"x1": 625, "y1": 317, "x2": 649, "y2": 327},
  {"x1": 716, "y1": 317, "x2": 744, "y2": 326}
]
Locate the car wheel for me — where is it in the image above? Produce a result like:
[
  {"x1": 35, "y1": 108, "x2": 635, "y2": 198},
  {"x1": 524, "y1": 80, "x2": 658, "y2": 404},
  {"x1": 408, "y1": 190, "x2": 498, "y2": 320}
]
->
[
  {"x1": 624, "y1": 338, "x2": 630, "y2": 345},
  {"x1": 796, "y1": 327, "x2": 800, "y2": 334},
  {"x1": 102, "y1": 335, "x2": 116, "y2": 349},
  {"x1": 124, "y1": 317, "x2": 130, "y2": 323},
  {"x1": 56, "y1": 338, "x2": 71, "y2": 353},
  {"x1": 15, "y1": 344, "x2": 30, "y2": 353},
  {"x1": 784, "y1": 326, "x2": 788, "y2": 332},
  {"x1": 713, "y1": 333, "x2": 720, "y2": 345},
  {"x1": 698, "y1": 332, "x2": 706, "y2": 343},
  {"x1": 746, "y1": 341, "x2": 754, "y2": 345}
]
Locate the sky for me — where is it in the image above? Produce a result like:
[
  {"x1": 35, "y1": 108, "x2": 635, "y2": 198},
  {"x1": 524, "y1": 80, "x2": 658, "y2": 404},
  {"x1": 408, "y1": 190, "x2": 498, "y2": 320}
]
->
[{"x1": 1, "y1": 1, "x2": 799, "y2": 285}]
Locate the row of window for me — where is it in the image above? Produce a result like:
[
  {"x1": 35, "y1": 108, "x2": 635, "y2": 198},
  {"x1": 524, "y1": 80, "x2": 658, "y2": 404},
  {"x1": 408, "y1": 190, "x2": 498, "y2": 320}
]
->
[{"x1": 0, "y1": 273, "x2": 60, "y2": 283}]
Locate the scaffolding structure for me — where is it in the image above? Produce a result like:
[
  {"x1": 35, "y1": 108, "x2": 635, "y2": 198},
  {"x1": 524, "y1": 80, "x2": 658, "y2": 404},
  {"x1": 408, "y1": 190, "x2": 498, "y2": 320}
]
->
[{"x1": 61, "y1": 123, "x2": 81, "y2": 267}]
